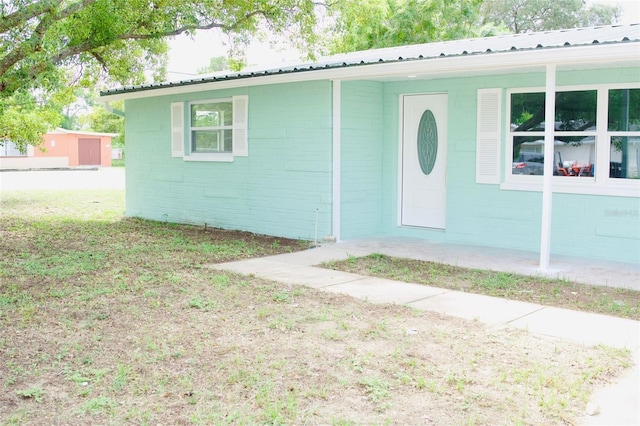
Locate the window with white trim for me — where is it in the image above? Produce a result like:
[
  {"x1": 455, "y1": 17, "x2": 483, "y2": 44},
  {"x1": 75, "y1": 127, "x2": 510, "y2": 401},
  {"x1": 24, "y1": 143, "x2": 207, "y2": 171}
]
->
[
  {"x1": 509, "y1": 90, "x2": 597, "y2": 178},
  {"x1": 477, "y1": 84, "x2": 639, "y2": 195},
  {"x1": 170, "y1": 95, "x2": 248, "y2": 161},
  {"x1": 608, "y1": 89, "x2": 640, "y2": 179},
  {"x1": 190, "y1": 100, "x2": 232, "y2": 154}
]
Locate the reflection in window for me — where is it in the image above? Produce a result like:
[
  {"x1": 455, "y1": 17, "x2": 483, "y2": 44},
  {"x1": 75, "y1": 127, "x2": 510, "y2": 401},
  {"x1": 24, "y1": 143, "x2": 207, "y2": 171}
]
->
[
  {"x1": 555, "y1": 91, "x2": 597, "y2": 131},
  {"x1": 512, "y1": 136, "x2": 595, "y2": 177},
  {"x1": 513, "y1": 136, "x2": 544, "y2": 175},
  {"x1": 553, "y1": 136, "x2": 595, "y2": 177},
  {"x1": 610, "y1": 137, "x2": 640, "y2": 179},
  {"x1": 510, "y1": 93, "x2": 545, "y2": 131},
  {"x1": 608, "y1": 89, "x2": 640, "y2": 131},
  {"x1": 509, "y1": 90, "x2": 597, "y2": 178},
  {"x1": 608, "y1": 89, "x2": 640, "y2": 179},
  {"x1": 192, "y1": 129, "x2": 232, "y2": 153},
  {"x1": 190, "y1": 101, "x2": 233, "y2": 154}
]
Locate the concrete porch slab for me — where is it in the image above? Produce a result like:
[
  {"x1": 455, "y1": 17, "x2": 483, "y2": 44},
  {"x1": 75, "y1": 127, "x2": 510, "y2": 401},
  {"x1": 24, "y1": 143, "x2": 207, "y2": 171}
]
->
[{"x1": 333, "y1": 237, "x2": 640, "y2": 291}]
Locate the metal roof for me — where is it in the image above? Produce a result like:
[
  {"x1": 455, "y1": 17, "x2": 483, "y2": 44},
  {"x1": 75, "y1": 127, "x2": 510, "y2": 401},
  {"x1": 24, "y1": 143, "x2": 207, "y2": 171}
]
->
[{"x1": 101, "y1": 24, "x2": 640, "y2": 97}]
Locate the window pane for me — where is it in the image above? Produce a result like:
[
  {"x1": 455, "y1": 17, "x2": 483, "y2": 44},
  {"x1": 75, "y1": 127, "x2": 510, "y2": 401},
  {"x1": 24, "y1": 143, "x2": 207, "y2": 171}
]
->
[
  {"x1": 191, "y1": 102, "x2": 232, "y2": 127},
  {"x1": 610, "y1": 136, "x2": 640, "y2": 179},
  {"x1": 554, "y1": 136, "x2": 595, "y2": 177},
  {"x1": 513, "y1": 136, "x2": 544, "y2": 175},
  {"x1": 608, "y1": 89, "x2": 640, "y2": 131},
  {"x1": 510, "y1": 93, "x2": 545, "y2": 131},
  {"x1": 512, "y1": 136, "x2": 596, "y2": 177},
  {"x1": 223, "y1": 129, "x2": 232, "y2": 152},
  {"x1": 192, "y1": 130, "x2": 231, "y2": 153},
  {"x1": 555, "y1": 90, "x2": 597, "y2": 132}
]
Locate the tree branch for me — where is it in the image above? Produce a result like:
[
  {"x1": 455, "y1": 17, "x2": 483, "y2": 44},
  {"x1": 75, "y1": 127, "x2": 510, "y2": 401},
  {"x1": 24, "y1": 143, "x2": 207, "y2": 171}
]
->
[
  {"x1": 1, "y1": 2, "x2": 318, "y2": 95},
  {"x1": 0, "y1": 0, "x2": 57, "y2": 34},
  {"x1": 0, "y1": 0, "x2": 99, "y2": 81},
  {"x1": 118, "y1": 21, "x2": 225, "y2": 41}
]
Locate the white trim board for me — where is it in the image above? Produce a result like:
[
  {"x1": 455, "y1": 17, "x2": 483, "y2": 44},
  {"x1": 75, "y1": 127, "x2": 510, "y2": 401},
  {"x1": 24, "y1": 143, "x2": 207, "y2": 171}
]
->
[{"x1": 332, "y1": 80, "x2": 342, "y2": 241}]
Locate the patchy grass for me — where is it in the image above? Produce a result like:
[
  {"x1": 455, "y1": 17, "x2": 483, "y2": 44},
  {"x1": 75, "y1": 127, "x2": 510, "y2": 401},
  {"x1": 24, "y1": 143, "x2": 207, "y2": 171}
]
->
[
  {"x1": 322, "y1": 253, "x2": 640, "y2": 320},
  {"x1": 0, "y1": 189, "x2": 634, "y2": 424}
]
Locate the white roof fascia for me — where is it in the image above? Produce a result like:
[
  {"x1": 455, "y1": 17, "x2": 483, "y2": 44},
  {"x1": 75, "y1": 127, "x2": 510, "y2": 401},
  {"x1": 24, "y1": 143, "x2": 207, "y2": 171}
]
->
[
  {"x1": 51, "y1": 128, "x2": 119, "y2": 138},
  {"x1": 98, "y1": 42, "x2": 640, "y2": 102}
]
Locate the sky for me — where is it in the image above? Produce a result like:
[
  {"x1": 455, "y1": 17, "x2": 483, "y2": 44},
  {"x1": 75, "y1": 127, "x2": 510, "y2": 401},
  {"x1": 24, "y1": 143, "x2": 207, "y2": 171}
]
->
[{"x1": 165, "y1": 0, "x2": 640, "y2": 81}]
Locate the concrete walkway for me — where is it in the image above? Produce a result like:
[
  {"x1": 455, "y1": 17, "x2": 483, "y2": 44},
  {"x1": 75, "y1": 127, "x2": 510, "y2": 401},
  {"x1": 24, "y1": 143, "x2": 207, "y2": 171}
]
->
[{"x1": 213, "y1": 239, "x2": 640, "y2": 425}]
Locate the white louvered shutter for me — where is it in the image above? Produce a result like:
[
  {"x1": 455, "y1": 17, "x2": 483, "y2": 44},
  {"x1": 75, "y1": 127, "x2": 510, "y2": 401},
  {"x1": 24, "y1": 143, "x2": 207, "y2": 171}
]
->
[
  {"x1": 232, "y1": 95, "x2": 249, "y2": 157},
  {"x1": 171, "y1": 102, "x2": 184, "y2": 158},
  {"x1": 476, "y1": 88, "x2": 502, "y2": 184}
]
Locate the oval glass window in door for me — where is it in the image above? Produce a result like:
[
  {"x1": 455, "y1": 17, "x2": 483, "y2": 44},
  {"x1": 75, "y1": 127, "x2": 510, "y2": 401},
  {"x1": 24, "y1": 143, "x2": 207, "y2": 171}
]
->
[{"x1": 417, "y1": 110, "x2": 438, "y2": 175}]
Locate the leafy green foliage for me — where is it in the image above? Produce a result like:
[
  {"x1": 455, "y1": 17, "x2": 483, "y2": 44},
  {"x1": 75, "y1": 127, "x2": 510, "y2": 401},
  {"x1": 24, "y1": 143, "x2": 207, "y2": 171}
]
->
[
  {"x1": 480, "y1": 0, "x2": 620, "y2": 34},
  {"x1": 0, "y1": 85, "x2": 75, "y2": 151},
  {"x1": 327, "y1": 0, "x2": 621, "y2": 54},
  {"x1": 327, "y1": 0, "x2": 496, "y2": 53},
  {"x1": 1, "y1": 0, "x2": 322, "y2": 96},
  {"x1": 0, "y1": 0, "x2": 323, "y2": 148},
  {"x1": 79, "y1": 100, "x2": 125, "y2": 146},
  {"x1": 197, "y1": 55, "x2": 230, "y2": 74}
]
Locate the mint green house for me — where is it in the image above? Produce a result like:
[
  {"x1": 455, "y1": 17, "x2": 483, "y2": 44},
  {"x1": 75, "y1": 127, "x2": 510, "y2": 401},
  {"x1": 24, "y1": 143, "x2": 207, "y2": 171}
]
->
[{"x1": 100, "y1": 24, "x2": 640, "y2": 267}]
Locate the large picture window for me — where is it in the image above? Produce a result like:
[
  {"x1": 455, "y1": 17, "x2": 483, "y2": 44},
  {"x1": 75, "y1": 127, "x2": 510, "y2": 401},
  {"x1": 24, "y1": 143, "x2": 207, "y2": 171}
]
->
[{"x1": 509, "y1": 90, "x2": 597, "y2": 178}]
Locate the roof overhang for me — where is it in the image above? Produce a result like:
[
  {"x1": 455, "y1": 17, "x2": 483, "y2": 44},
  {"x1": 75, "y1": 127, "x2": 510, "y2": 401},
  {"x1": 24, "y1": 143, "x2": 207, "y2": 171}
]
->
[
  {"x1": 99, "y1": 40, "x2": 640, "y2": 102},
  {"x1": 49, "y1": 128, "x2": 119, "y2": 138}
]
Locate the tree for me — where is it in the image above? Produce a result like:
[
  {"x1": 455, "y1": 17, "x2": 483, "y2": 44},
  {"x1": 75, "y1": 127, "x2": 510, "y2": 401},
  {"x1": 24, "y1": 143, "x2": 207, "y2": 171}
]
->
[
  {"x1": 0, "y1": 82, "x2": 76, "y2": 152},
  {"x1": 327, "y1": 0, "x2": 621, "y2": 55},
  {"x1": 197, "y1": 56, "x2": 234, "y2": 74},
  {"x1": 0, "y1": 0, "x2": 323, "y2": 150},
  {"x1": 326, "y1": 0, "x2": 505, "y2": 54},
  {"x1": 480, "y1": 0, "x2": 621, "y2": 34},
  {"x1": 80, "y1": 100, "x2": 125, "y2": 146}
]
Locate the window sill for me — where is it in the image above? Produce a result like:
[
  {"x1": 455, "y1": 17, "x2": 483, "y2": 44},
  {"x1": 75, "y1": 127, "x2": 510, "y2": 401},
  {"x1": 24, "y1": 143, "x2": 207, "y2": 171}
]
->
[
  {"x1": 500, "y1": 178, "x2": 640, "y2": 197},
  {"x1": 183, "y1": 153, "x2": 233, "y2": 162}
]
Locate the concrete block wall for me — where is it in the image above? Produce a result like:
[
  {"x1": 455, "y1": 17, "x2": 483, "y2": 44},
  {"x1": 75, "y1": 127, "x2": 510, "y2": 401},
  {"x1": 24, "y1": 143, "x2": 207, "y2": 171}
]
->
[
  {"x1": 124, "y1": 81, "x2": 333, "y2": 241},
  {"x1": 378, "y1": 69, "x2": 639, "y2": 263},
  {"x1": 123, "y1": 66, "x2": 639, "y2": 263},
  {"x1": 340, "y1": 81, "x2": 385, "y2": 239}
]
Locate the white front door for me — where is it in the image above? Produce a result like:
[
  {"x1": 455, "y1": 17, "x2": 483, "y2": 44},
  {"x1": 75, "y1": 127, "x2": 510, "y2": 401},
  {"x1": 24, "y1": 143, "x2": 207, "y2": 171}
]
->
[{"x1": 401, "y1": 93, "x2": 448, "y2": 229}]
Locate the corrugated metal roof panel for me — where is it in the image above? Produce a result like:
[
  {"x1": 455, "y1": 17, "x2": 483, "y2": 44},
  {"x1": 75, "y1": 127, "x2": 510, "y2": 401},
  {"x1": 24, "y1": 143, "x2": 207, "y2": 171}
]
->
[{"x1": 101, "y1": 24, "x2": 640, "y2": 97}]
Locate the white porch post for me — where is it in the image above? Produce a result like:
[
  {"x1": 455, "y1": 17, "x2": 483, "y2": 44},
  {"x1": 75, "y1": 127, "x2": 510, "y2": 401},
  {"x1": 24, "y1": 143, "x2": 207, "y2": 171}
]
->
[
  {"x1": 539, "y1": 64, "x2": 556, "y2": 272},
  {"x1": 332, "y1": 80, "x2": 342, "y2": 241}
]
